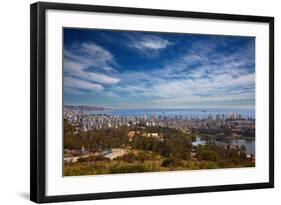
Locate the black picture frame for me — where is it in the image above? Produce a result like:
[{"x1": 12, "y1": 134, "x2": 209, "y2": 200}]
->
[{"x1": 30, "y1": 2, "x2": 274, "y2": 203}]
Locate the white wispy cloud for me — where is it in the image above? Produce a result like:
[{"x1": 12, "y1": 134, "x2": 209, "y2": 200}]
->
[
  {"x1": 64, "y1": 42, "x2": 120, "y2": 94},
  {"x1": 65, "y1": 42, "x2": 117, "y2": 72},
  {"x1": 64, "y1": 76, "x2": 104, "y2": 92},
  {"x1": 64, "y1": 60, "x2": 120, "y2": 85},
  {"x1": 126, "y1": 34, "x2": 172, "y2": 56},
  {"x1": 86, "y1": 72, "x2": 120, "y2": 85}
]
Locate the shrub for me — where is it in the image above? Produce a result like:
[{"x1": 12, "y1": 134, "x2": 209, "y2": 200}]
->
[
  {"x1": 200, "y1": 150, "x2": 219, "y2": 161},
  {"x1": 161, "y1": 158, "x2": 183, "y2": 167},
  {"x1": 109, "y1": 165, "x2": 151, "y2": 174},
  {"x1": 95, "y1": 155, "x2": 110, "y2": 161},
  {"x1": 117, "y1": 153, "x2": 135, "y2": 163}
]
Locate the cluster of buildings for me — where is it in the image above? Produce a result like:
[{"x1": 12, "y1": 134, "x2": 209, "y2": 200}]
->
[
  {"x1": 64, "y1": 108, "x2": 254, "y2": 134},
  {"x1": 64, "y1": 110, "x2": 150, "y2": 132}
]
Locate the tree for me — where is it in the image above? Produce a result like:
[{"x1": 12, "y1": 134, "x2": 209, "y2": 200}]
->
[
  {"x1": 240, "y1": 144, "x2": 247, "y2": 153},
  {"x1": 64, "y1": 119, "x2": 81, "y2": 149}
]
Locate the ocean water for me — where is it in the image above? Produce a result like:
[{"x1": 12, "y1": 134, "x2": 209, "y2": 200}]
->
[{"x1": 88, "y1": 108, "x2": 255, "y2": 119}]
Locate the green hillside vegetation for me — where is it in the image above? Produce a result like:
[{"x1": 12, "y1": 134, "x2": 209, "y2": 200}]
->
[{"x1": 64, "y1": 119, "x2": 255, "y2": 176}]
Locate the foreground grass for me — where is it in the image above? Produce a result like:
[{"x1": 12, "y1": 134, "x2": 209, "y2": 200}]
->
[{"x1": 64, "y1": 156, "x2": 255, "y2": 176}]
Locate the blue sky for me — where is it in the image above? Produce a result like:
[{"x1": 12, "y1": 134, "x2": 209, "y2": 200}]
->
[{"x1": 64, "y1": 28, "x2": 255, "y2": 109}]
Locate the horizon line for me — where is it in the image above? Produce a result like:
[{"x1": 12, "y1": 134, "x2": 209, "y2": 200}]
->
[{"x1": 64, "y1": 104, "x2": 255, "y2": 110}]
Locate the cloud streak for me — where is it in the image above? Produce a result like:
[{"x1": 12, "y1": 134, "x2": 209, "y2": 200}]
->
[
  {"x1": 64, "y1": 76, "x2": 104, "y2": 92},
  {"x1": 125, "y1": 33, "x2": 172, "y2": 57}
]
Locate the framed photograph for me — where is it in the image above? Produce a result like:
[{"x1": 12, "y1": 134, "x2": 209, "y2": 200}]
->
[{"x1": 30, "y1": 2, "x2": 274, "y2": 203}]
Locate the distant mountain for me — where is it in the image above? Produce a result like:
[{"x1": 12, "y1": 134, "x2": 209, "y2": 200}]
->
[{"x1": 64, "y1": 105, "x2": 105, "y2": 111}]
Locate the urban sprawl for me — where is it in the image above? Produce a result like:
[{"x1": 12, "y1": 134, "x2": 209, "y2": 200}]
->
[
  {"x1": 64, "y1": 107, "x2": 254, "y2": 134},
  {"x1": 64, "y1": 105, "x2": 255, "y2": 175}
]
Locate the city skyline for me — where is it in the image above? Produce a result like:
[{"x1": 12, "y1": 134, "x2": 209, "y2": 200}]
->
[{"x1": 64, "y1": 28, "x2": 255, "y2": 109}]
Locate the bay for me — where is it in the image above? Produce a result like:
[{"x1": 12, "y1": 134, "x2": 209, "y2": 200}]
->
[{"x1": 88, "y1": 108, "x2": 255, "y2": 119}]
